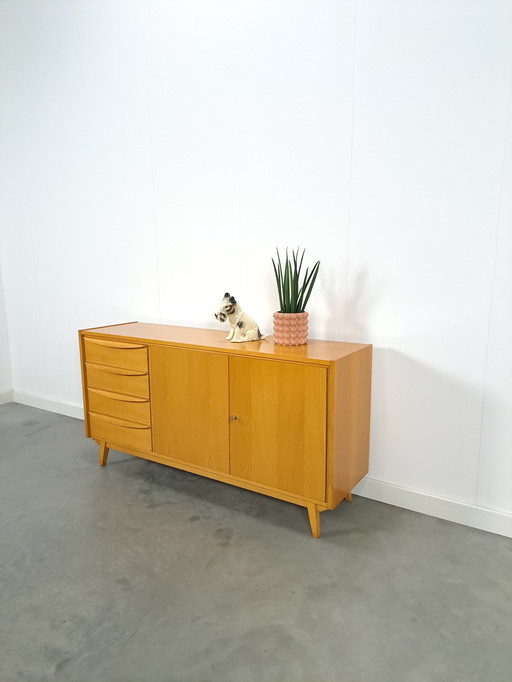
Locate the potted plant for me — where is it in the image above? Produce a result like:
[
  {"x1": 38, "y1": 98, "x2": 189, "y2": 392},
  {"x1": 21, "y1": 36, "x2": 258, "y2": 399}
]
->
[{"x1": 271, "y1": 247, "x2": 320, "y2": 345}]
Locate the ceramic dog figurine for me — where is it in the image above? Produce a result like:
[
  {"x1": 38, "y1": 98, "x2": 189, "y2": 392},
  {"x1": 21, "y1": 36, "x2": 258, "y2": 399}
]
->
[{"x1": 214, "y1": 293, "x2": 263, "y2": 342}]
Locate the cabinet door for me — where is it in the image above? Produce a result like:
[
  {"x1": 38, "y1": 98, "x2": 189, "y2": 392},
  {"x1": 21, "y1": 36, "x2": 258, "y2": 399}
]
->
[
  {"x1": 150, "y1": 346, "x2": 229, "y2": 473},
  {"x1": 229, "y1": 357, "x2": 327, "y2": 502}
]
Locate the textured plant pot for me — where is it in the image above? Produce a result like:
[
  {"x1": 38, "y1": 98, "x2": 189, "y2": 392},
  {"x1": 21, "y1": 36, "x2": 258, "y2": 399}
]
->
[{"x1": 273, "y1": 311, "x2": 309, "y2": 345}]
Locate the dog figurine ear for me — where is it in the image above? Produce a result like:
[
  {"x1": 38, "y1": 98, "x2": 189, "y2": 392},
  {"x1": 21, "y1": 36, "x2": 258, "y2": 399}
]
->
[
  {"x1": 224, "y1": 292, "x2": 230, "y2": 299},
  {"x1": 229, "y1": 296, "x2": 236, "y2": 304}
]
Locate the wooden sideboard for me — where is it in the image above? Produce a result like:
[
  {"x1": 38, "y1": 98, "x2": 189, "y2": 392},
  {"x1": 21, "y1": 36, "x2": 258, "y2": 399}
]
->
[{"x1": 79, "y1": 322, "x2": 372, "y2": 537}]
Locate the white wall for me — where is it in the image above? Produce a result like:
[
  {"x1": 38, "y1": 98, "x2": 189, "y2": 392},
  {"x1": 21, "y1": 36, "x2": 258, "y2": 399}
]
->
[
  {"x1": 0, "y1": 0, "x2": 511, "y2": 535},
  {"x1": 0, "y1": 261, "x2": 13, "y2": 401}
]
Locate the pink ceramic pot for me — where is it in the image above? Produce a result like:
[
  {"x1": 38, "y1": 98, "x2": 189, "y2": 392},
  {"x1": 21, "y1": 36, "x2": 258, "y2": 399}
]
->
[{"x1": 273, "y1": 311, "x2": 309, "y2": 346}]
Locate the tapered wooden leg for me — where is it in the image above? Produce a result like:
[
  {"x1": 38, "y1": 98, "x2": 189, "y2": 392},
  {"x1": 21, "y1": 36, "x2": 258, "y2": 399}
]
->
[
  {"x1": 99, "y1": 441, "x2": 109, "y2": 467},
  {"x1": 306, "y1": 503, "x2": 320, "y2": 538},
  {"x1": 345, "y1": 492, "x2": 352, "y2": 502}
]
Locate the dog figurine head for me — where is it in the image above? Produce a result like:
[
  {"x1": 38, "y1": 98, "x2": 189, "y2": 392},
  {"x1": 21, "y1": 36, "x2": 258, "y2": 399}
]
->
[
  {"x1": 214, "y1": 292, "x2": 263, "y2": 343},
  {"x1": 214, "y1": 293, "x2": 237, "y2": 323}
]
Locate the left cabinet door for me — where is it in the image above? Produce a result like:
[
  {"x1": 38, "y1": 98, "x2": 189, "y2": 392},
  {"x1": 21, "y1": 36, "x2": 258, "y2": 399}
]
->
[{"x1": 150, "y1": 346, "x2": 230, "y2": 473}]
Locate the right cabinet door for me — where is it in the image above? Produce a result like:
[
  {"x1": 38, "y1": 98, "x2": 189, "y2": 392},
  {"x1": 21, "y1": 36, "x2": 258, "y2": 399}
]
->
[{"x1": 229, "y1": 356, "x2": 327, "y2": 502}]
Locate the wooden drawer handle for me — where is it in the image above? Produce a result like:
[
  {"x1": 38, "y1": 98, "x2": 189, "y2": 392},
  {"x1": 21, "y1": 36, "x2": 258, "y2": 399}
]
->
[
  {"x1": 89, "y1": 412, "x2": 151, "y2": 429},
  {"x1": 86, "y1": 338, "x2": 146, "y2": 350},
  {"x1": 86, "y1": 362, "x2": 147, "y2": 377},
  {"x1": 88, "y1": 388, "x2": 149, "y2": 403}
]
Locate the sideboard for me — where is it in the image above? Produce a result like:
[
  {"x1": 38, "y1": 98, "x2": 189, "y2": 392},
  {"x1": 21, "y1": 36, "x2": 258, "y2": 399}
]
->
[{"x1": 79, "y1": 322, "x2": 372, "y2": 537}]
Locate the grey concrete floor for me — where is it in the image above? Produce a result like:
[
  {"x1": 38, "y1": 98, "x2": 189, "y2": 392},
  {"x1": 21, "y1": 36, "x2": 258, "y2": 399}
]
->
[{"x1": 1, "y1": 403, "x2": 511, "y2": 682}]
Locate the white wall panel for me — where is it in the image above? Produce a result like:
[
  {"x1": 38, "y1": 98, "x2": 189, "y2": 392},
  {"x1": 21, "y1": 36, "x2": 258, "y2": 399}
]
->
[
  {"x1": 146, "y1": 0, "x2": 355, "y2": 334},
  {"x1": 0, "y1": 262, "x2": 13, "y2": 396},
  {"x1": 477, "y1": 81, "x2": 512, "y2": 514},
  {"x1": 348, "y1": 0, "x2": 511, "y2": 504},
  {"x1": 0, "y1": 1, "x2": 160, "y2": 405},
  {"x1": 0, "y1": 0, "x2": 511, "y2": 529}
]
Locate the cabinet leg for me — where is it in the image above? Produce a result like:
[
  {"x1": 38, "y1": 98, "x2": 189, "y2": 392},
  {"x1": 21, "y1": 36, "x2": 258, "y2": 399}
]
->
[
  {"x1": 99, "y1": 441, "x2": 109, "y2": 467},
  {"x1": 345, "y1": 492, "x2": 352, "y2": 502},
  {"x1": 306, "y1": 503, "x2": 320, "y2": 538}
]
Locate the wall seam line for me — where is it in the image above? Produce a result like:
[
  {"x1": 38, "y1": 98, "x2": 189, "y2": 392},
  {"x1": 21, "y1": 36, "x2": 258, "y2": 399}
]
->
[
  {"x1": 474, "y1": 38, "x2": 512, "y2": 507},
  {"x1": 344, "y1": 0, "x2": 358, "y2": 342},
  {"x1": 143, "y1": 0, "x2": 162, "y2": 324}
]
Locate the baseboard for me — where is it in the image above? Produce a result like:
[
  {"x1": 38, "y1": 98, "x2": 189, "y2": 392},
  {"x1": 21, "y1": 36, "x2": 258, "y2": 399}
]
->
[
  {"x1": 0, "y1": 389, "x2": 13, "y2": 405},
  {"x1": 7, "y1": 391, "x2": 512, "y2": 538},
  {"x1": 12, "y1": 390, "x2": 83, "y2": 420},
  {"x1": 353, "y1": 477, "x2": 512, "y2": 539}
]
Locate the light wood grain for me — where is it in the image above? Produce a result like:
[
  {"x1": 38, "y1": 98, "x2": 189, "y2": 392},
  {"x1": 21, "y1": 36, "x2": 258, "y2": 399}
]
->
[
  {"x1": 99, "y1": 441, "x2": 109, "y2": 467},
  {"x1": 229, "y1": 356, "x2": 327, "y2": 502},
  {"x1": 89, "y1": 412, "x2": 152, "y2": 452},
  {"x1": 150, "y1": 346, "x2": 230, "y2": 473},
  {"x1": 85, "y1": 363, "x2": 149, "y2": 398},
  {"x1": 87, "y1": 388, "x2": 151, "y2": 425},
  {"x1": 85, "y1": 338, "x2": 146, "y2": 350},
  {"x1": 328, "y1": 346, "x2": 372, "y2": 508},
  {"x1": 79, "y1": 322, "x2": 372, "y2": 537},
  {"x1": 80, "y1": 322, "x2": 370, "y2": 365},
  {"x1": 84, "y1": 337, "x2": 148, "y2": 372},
  {"x1": 78, "y1": 331, "x2": 91, "y2": 437},
  {"x1": 307, "y1": 503, "x2": 320, "y2": 538},
  {"x1": 99, "y1": 441, "x2": 329, "y2": 511}
]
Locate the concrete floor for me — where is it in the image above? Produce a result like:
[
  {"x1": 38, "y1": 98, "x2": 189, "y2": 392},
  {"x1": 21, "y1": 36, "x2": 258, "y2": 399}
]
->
[{"x1": 1, "y1": 403, "x2": 511, "y2": 682}]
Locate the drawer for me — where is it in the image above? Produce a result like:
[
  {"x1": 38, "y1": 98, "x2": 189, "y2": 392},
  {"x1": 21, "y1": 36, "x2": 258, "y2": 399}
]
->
[
  {"x1": 87, "y1": 388, "x2": 151, "y2": 425},
  {"x1": 89, "y1": 412, "x2": 152, "y2": 452},
  {"x1": 86, "y1": 363, "x2": 149, "y2": 398},
  {"x1": 84, "y1": 337, "x2": 148, "y2": 372}
]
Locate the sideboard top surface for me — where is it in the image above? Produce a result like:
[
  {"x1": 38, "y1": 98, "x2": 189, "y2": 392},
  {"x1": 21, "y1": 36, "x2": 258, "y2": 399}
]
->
[{"x1": 80, "y1": 322, "x2": 371, "y2": 364}]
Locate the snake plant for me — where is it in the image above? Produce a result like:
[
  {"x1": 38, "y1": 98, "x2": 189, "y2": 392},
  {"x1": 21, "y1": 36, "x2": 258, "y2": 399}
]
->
[{"x1": 272, "y1": 247, "x2": 320, "y2": 313}]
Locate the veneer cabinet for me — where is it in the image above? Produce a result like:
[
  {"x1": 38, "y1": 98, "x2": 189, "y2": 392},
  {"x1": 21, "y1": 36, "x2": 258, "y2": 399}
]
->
[{"x1": 79, "y1": 322, "x2": 372, "y2": 537}]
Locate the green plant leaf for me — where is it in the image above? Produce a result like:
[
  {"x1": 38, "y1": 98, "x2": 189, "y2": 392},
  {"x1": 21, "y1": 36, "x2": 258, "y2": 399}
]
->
[
  {"x1": 271, "y1": 258, "x2": 284, "y2": 311},
  {"x1": 296, "y1": 266, "x2": 309, "y2": 312},
  {"x1": 283, "y1": 257, "x2": 290, "y2": 312},
  {"x1": 300, "y1": 260, "x2": 320, "y2": 312},
  {"x1": 272, "y1": 247, "x2": 320, "y2": 313}
]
